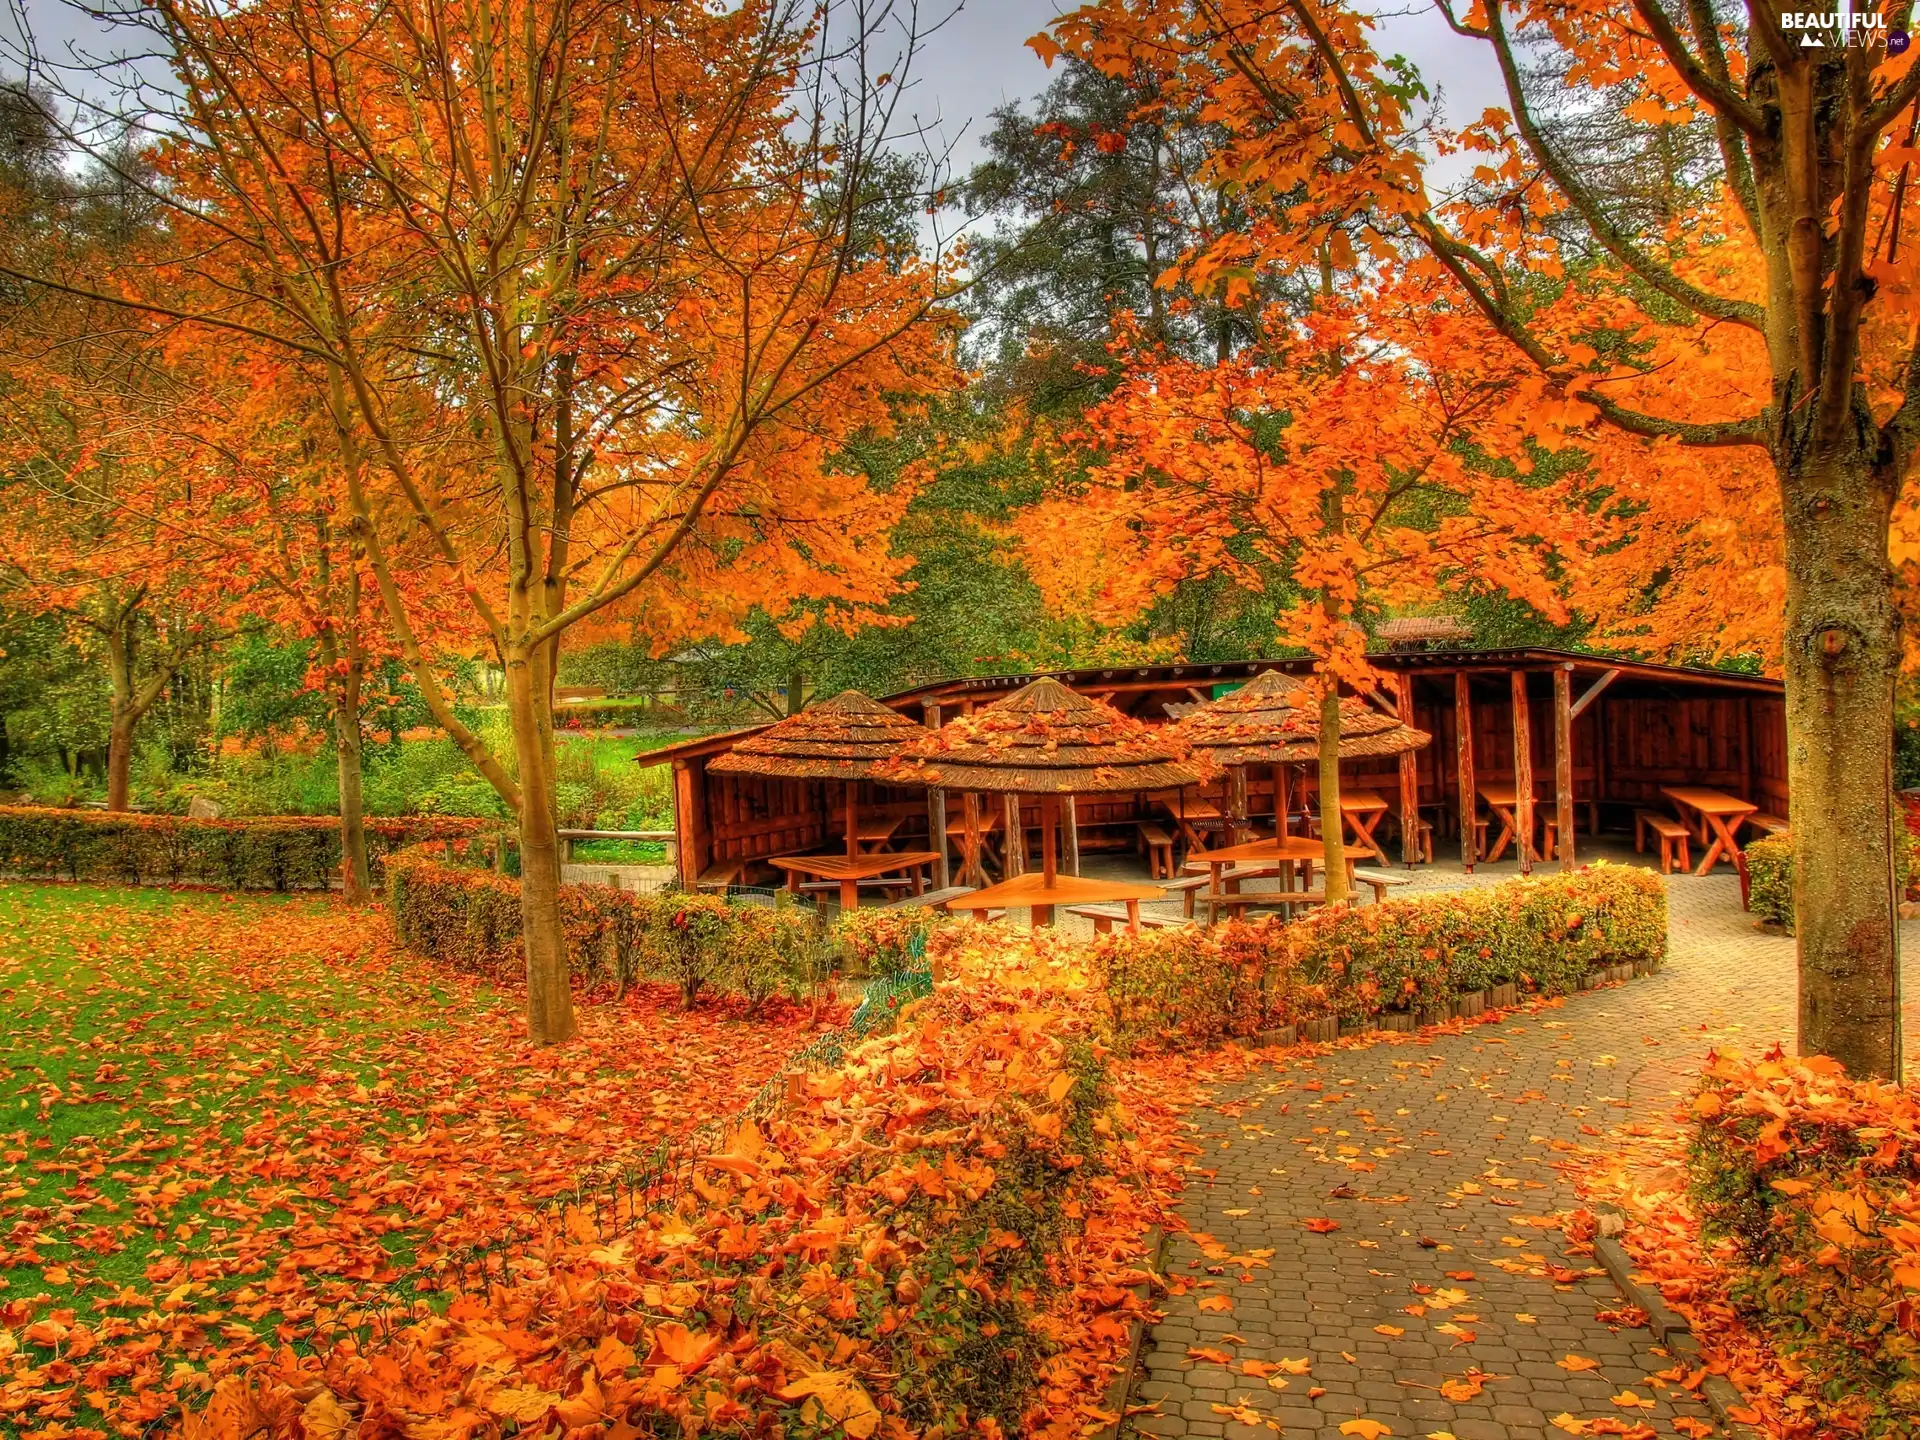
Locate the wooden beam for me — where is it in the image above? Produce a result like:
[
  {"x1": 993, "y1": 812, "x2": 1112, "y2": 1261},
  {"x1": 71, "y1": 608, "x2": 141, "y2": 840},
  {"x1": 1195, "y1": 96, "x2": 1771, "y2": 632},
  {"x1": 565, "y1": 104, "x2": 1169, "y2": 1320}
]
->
[
  {"x1": 1554, "y1": 665, "x2": 1575, "y2": 871},
  {"x1": 1228, "y1": 764, "x2": 1249, "y2": 844},
  {"x1": 1064, "y1": 795, "x2": 1082, "y2": 875},
  {"x1": 1003, "y1": 794, "x2": 1025, "y2": 875},
  {"x1": 1455, "y1": 672, "x2": 1476, "y2": 872},
  {"x1": 922, "y1": 700, "x2": 949, "y2": 888},
  {"x1": 961, "y1": 791, "x2": 984, "y2": 886},
  {"x1": 673, "y1": 760, "x2": 702, "y2": 886},
  {"x1": 1395, "y1": 673, "x2": 1419, "y2": 867},
  {"x1": 1512, "y1": 670, "x2": 1534, "y2": 876},
  {"x1": 1568, "y1": 667, "x2": 1621, "y2": 720}
]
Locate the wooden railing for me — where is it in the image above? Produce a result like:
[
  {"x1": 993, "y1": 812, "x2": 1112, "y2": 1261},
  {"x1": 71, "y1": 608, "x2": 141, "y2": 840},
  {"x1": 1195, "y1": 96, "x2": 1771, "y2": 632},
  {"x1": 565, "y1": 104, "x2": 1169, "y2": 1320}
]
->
[{"x1": 557, "y1": 828, "x2": 674, "y2": 863}]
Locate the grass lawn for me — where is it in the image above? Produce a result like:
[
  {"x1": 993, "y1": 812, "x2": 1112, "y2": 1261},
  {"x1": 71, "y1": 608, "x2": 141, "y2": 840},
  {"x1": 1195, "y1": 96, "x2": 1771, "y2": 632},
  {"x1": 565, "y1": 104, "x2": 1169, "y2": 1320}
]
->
[{"x1": 0, "y1": 881, "x2": 817, "y2": 1438}]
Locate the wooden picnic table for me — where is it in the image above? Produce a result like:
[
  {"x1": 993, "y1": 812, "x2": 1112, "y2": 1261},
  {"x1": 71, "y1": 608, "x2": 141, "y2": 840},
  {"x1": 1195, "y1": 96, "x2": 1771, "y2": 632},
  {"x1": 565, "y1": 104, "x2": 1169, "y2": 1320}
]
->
[
  {"x1": 854, "y1": 814, "x2": 906, "y2": 851},
  {"x1": 769, "y1": 850, "x2": 942, "y2": 911},
  {"x1": 943, "y1": 871, "x2": 1166, "y2": 930},
  {"x1": 1190, "y1": 835, "x2": 1353, "y2": 916},
  {"x1": 1660, "y1": 786, "x2": 1759, "y2": 877},
  {"x1": 1338, "y1": 789, "x2": 1392, "y2": 861},
  {"x1": 1477, "y1": 782, "x2": 1550, "y2": 864},
  {"x1": 1149, "y1": 790, "x2": 1226, "y2": 851}
]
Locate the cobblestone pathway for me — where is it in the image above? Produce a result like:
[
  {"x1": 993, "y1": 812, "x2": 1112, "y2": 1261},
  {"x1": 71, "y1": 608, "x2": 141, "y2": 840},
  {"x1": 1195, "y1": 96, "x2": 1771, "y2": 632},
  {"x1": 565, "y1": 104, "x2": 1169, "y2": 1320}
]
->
[{"x1": 1127, "y1": 870, "x2": 1920, "y2": 1440}]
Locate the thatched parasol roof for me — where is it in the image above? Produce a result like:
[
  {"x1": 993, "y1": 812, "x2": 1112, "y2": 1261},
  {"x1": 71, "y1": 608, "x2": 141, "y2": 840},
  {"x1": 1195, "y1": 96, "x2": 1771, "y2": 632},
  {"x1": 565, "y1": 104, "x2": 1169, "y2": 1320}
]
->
[
  {"x1": 1376, "y1": 615, "x2": 1473, "y2": 648},
  {"x1": 705, "y1": 690, "x2": 928, "y2": 780},
  {"x1": 1171, "y1": 668, "x2": 1431, "y2": 765},
  {"x1": 874, "y1": 677, "x2": 1215, "y2": 794}
]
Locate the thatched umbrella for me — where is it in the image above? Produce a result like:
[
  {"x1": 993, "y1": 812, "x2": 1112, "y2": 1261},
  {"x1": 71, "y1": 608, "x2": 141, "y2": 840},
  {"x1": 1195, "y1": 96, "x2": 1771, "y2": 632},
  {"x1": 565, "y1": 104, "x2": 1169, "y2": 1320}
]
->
[
  {"x1": 877, "y1": 677, "x2": 1214, "y2": 897},
  {"x1": 1170, "y1": 668, "x2": 1430, "y2": 843},
  {"x1": 706, "y1": 690, "x2": 927, "y2": 857}
]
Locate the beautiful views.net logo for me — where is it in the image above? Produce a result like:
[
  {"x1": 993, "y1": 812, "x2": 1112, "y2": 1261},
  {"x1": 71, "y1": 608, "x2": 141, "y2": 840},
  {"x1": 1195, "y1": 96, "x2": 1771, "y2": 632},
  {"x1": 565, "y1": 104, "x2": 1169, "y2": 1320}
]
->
[{"x1": 1779, "y1": 10, "x2": 1911, "y2": 49}]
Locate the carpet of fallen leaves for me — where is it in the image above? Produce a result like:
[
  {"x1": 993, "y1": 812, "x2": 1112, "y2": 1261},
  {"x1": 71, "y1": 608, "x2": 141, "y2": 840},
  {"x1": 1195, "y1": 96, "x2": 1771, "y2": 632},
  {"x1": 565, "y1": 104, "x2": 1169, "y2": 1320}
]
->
[{"x1": 0, "y1": 881, "x2": 830, "y2": 1438}]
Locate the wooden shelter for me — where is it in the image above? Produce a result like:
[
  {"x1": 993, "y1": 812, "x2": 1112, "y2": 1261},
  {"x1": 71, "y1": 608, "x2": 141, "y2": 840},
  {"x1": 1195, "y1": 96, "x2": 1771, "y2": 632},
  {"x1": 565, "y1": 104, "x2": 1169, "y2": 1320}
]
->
[
  {"x1": 875, "y1": 676, "x2": 1212, "y2": 890},
  {"x1": 640, "y1": 648, "x2": 1787, "y2": 884},
  {"x1": 1170, "y1": 667, "x2": 1429, "y2": 841},
  {"x1": 705, "y1": 690, "x2": 927, "y2": 857}
]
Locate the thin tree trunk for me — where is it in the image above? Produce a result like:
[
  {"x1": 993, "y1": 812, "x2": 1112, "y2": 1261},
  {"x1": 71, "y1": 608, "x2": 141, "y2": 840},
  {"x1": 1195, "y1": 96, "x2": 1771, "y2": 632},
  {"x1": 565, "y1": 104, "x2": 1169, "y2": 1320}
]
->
[
  {"x1": 507, "y1": 643, "x2": 578, "y2": 1046},
  {"x1": 1319, "y1": 681, "x2": 1349, "y2": 904},
  {"x1": 104, "y1": 620, "x2": 136, "y2": 812},
  {"x1": 1785, "y1": 450, "x2": 1902, "y2": 1078},
  {"x1": 318, "y1": 523, "x2": 372, "y2": 904}
]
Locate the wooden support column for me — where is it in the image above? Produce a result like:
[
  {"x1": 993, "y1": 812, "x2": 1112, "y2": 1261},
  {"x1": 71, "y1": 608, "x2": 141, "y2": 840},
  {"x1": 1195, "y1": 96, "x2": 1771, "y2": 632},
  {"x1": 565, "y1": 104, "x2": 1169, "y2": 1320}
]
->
[
  {"x1": 1554, "y1": 665, "x2": 1575, "y2": 871},
  {"x1": 1394, "y1": 673, "x2": 1419, "y2": 868},
  {"x1": 673, "y1": 760, "x2": 703, "y2": 886},
  {"x1": 921, "y1": 701, "x2": 949, "y2": 889},
  {"x1": 961, "y1": 792, "x2": 984, "y2": 885},
  {"x1": 1064, "y1": 795, "x2": 1082, "y2": 875},
  {"x1": 1228, "y1": 765, "x2": 1249, "y2": 844},
  {"x1": 1003, "y1": 793, "x2": 1026, "y2": 875},
  {"x1": 844, "y1": 780, "x2": 859, "y2": 857},
  {"x1": 1038, "y1": 795, "x2": 1060, "y2": 925},
  {"x1": 1454, "y1": 673, "x2": 1476, "y2": 871},
  {"x1": 1512, "y1": 670, "x2": 1534, "y2": 875}
]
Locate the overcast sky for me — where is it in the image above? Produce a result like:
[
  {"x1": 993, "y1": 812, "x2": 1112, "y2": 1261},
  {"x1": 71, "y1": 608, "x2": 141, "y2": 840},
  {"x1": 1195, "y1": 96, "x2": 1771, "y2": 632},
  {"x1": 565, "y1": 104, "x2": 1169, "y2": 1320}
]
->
[{"x1": 4, "y1": 0, "x2": 1507, "y2": 192}]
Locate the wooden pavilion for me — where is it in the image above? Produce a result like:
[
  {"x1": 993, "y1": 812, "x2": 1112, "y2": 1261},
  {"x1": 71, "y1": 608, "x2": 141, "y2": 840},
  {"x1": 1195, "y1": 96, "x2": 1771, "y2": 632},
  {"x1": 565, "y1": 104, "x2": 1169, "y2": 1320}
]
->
[{"x1": 638, "y1": 648, "x2": 1787, "y2": 887}]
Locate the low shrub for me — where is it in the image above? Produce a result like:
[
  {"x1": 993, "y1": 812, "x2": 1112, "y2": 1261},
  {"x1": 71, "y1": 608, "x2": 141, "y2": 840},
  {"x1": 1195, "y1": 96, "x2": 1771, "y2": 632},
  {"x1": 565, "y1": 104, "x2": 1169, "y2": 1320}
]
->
[
  {"x1": 1089, "y1": 862, "x2": 1666, "y2": 1052},
  {"x1": 1691, "y1": 1050, "x2": 1920, "y2": 1436},
  {"x1": 1745, "y1": 826, "x2": 1918, "y2": 933},
  {"x1": 196, "y1": 978, "x2": 1132, "y2": 1439},
  {"x1": 386, "y1": 844, "x2": 827, "y2": 1008},
  {"x1": 0, "y1": 805, "x2": 495, "y2": 891}
]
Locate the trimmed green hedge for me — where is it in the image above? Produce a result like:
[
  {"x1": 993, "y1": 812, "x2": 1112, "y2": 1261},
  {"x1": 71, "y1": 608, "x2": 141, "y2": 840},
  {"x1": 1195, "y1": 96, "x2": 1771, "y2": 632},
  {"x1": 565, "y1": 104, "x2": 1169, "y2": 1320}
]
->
[
  {"x1": 386, "y1": 843, "x2": 831, "y2": 1007},
  {"x1": 1088, "y1": 862, "x2": 1667, "y2": 1051},
  {"x1": 1746, "y1": 827, "x2": 1919, "y2": 932},
  {"x1": 0, "y1": 805, "x2": 495, "y2": 891}
]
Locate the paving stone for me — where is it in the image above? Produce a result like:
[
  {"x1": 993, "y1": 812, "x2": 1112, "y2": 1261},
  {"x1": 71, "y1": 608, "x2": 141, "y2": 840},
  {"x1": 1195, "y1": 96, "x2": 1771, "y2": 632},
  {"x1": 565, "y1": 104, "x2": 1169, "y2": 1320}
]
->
[{"x1": 1115, "y1": 853, "x2": 1920, "y2": 1436}]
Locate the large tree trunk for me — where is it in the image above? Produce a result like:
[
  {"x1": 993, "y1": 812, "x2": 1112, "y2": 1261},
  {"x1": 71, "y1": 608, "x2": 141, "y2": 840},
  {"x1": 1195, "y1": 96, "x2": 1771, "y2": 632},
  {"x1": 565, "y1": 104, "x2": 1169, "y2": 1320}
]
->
[
  {"x1": 1319, "y1": 681, "x2": 1350, "y2": 904},
  {"x1": 320, "y1": 528, "x2": 372, "y2": 903},
  {"x1": 506, "y1": 643, "x2": 577, "y2": 1046},
  {"x1": 1783, "y1": 447, "x2": 1903, "y2": 1078}
]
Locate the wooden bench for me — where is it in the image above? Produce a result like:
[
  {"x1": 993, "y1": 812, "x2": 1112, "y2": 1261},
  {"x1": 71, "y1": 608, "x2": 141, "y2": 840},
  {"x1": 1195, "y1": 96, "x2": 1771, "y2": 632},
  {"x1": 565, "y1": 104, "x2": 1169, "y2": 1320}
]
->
[
  {"x1": 799, "y1": 877, "x2": 919, "y2": 899},
  {"x1": 1745, "y1": 812, "x2": 1788, "y2": 837},
  {"x1": 1165, "y1": 868, "x2": 1276, "y2": 917},
  {"x1": 694, "y1": 860, "x2": 745, "y2": 893},
  {"x1": 885, "y1": 885, "x2": 978, "y2": 910},
  {"x1": 1063, "y1": 903, "x2": 1191, "y2": 934},
  {"x1": 1350, "y1": 868, "x2": 1414, "y2": 904},
  {"x1": 1137, "y1": 821, "x2": 1177, "y2": 879},
  {"x1": 1202, "y1": 888, "x2": 1329, "y2": 922},
  {"x1": 1634, "y1": 809, "x2": 1691, "y2": 874}
]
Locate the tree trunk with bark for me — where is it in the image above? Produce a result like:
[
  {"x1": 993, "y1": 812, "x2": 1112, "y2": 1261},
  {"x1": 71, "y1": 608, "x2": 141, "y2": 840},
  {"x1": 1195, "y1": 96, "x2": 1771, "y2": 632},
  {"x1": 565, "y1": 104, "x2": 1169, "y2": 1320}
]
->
[
  {"x1": 1318, "y1": 681, "x2": 1350, "y2": 904},
  {"x1": 506, "y1": 640, "x2": 577, "y2": 1046},
  {"x1": 1781, "y1": 444, "x2": 1903, "y2": 1077},
  {"x1": 104, "y1": 617, "x2": 138, "y2": 812}
]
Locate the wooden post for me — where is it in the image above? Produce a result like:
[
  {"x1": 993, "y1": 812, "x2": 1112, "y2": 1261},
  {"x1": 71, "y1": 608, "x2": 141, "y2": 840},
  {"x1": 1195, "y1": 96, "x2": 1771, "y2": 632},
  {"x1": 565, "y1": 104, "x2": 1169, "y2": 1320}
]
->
[
  {"x1": 1512, "y1": 670, "x2": 1534, "y2": 875},
  {"x1": 1454, "y1": 674, "x2": 1476, "y2": 872},
  {"x1": 1228, "y1": 764, "x2": 1249, "y2": 844},
  {"x1": 845, "y1": 780, "x2": 859, "y2": 857},
  {"x1": 922, "y1": 701, "x2": 949, "y2": 889},
  {"x1": 1554, "y1": 665, "x2": 1576, "y2": 871},
  {"x1": 961, "y1": 791, "x2": 983, "y2": 885},
  {"x1": 673, "y1": 760, "x2": 701, "y2": 887},
  {"x1": 1003, "y1": 793, "x2": 1025, "y2": 875},
  {"x1": 1041, "y1": 795, "x2": 1059, "y2": 885},
  {"x1": 1064, "y1": 794, "x2": 1082, "y2": 875},
  {"x1": 1395, "y1": 673, "x2": 1419, "y2": 868}
]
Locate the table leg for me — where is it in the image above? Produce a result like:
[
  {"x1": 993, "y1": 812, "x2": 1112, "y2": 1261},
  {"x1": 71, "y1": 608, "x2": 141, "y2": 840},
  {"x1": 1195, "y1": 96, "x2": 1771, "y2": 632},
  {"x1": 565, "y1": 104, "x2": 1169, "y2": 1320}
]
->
[
  {"x1": 1696, "y1": 815, "x2": 1744, "y2": 877},
  {"x1": 967, "y1": 907, "x2": 988, "y2": 923},
  {"x1": 1032, "y1": 905, "x2": 1054, "y2": 928},
  {"x1": 912, "y1": 865, "x2": 925, "y2": 896},
  {"x1": 1486, "y1": 806, "x2": 1516, "y2": 863},
  {"x1": 1124, "y1": 899, "x2": 1140, "y2": 934},
  {"x1": 840, "y1": 877, "x2": 860, "y2": 911}
]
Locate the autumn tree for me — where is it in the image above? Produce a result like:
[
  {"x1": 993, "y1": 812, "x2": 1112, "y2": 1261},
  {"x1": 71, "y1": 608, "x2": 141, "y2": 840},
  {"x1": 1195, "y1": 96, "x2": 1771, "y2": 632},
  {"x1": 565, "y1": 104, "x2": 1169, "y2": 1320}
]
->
[
  {"x1": 2, "y1": 0, "x2": 959, "y2": 1043},
  {"x1": 1042, "y1": 0, "x2": 1920, "y2": 1076},
  {"x1": 1024, "y1": 272, "x2": 1583, "y2": 895}
]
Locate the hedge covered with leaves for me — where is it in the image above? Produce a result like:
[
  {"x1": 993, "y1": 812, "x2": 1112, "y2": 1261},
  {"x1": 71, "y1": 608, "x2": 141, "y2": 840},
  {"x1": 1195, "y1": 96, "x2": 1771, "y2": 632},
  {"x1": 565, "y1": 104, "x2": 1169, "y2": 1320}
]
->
[
  {"x1": 1692, "y1": 1050, "x2": 1920, "y2": 1435},
  {"x1": 191, "y1": 975, "x2": 1159, "y2": 1439},
  {"x1": 0, "y1": 805, "x2": 495, "y2": 891},
  {"x1": 1086, "y1": 862, "x2": 1666, "y2": 1051},
  {"x1": 387, "y1": 843, "x2": 833, "y2": 1008},
  {"x1": 1746, "y1": 827, "x2": 1918, "y2": 932}
]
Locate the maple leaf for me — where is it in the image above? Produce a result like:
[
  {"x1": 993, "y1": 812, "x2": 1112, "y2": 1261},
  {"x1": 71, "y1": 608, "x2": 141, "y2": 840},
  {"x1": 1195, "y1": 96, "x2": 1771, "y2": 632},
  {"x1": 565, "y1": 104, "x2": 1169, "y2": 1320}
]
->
[
  {"x1": 486, "y1": 1385, "x2": 561, "y2": 1423},
  {"x1": 1198, "y1": 1295, "x2": 1234, "y2": 1312},
  {"x1": 1304, "y1": 1217, "x2": 1342, "y2": 1233},
  {"x1": 779, "y1": 1371, "x2": 881, "y2": 1438},
  {"x1": 1340, "y1": 1419, "x2": 1393, "y2": 1439},
  {"x1": 1558, "y1": 1355, "x2": 1601, "y2": 1372}
]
